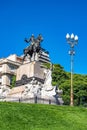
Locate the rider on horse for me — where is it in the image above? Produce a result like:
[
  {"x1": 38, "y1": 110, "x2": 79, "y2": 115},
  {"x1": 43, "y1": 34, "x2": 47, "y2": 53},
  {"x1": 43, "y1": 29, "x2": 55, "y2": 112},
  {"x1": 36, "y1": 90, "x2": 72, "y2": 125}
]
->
[{"x1": 23, "y1": 34, "x2": 43, "y2": 61}]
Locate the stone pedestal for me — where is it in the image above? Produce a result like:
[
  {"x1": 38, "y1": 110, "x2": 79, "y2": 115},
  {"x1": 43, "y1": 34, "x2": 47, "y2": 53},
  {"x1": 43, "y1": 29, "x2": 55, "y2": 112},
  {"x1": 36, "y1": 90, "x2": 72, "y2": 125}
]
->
[{"x1": 16, "y1": 61, "x2": 45, "y2": 86}]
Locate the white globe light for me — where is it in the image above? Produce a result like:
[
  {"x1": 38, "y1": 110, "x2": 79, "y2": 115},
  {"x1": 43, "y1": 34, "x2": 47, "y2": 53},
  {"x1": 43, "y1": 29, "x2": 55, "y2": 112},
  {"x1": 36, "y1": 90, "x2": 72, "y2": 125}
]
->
[
  {"x1": 71, "y1": 33, "x2": 74, "y2": 39},
  {"x1": 74, "y1": 35, "x2": 78, "y2": 41},
  {"x1": 66, "y1": 33, "x2": 70, "y2": 39}
]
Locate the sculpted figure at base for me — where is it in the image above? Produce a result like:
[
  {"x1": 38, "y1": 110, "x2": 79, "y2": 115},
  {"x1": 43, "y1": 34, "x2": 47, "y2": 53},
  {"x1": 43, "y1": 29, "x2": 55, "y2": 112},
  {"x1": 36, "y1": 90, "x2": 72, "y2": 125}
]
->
[
  {"x1": 44, "y1": 69, "x2": 53, "y2": 90},
  {"x1": 22, "y1": 78, "x2": 42, "y2": 98},
  {"x1": 41, "y1": 69, "x2": 57, "y2": 98},
  {"x1": 0, "y1": 86, "x2": 10, "y2": 99}
]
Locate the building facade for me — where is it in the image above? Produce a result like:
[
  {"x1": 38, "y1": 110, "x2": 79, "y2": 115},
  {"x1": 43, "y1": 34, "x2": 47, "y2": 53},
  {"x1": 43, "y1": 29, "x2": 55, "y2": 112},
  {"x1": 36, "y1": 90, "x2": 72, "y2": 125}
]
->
[{"x1": 0, "y1": 54, "x2": 22, "y2": 88}]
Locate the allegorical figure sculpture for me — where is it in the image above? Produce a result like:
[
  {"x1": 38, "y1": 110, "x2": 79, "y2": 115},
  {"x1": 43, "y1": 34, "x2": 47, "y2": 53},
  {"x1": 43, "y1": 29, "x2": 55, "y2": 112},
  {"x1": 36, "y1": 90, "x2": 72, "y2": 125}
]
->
[{"x1": 23, "y1": 34, "x2": 43, "y2": 61}]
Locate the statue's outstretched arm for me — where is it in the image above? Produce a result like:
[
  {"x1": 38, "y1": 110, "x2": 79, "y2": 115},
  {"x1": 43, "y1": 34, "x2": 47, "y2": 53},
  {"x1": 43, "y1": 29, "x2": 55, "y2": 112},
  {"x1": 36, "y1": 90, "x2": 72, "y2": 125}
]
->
[{"x1": 24, "y1": 38, "x2": 30, "y2": 43}]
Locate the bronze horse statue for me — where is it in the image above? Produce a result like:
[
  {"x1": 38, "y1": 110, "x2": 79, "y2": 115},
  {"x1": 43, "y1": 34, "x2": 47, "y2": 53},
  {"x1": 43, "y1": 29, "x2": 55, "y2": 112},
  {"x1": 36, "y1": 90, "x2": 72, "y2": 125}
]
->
[{"x1": 23, "y1": 34, "x2": 43, "y2": 61}]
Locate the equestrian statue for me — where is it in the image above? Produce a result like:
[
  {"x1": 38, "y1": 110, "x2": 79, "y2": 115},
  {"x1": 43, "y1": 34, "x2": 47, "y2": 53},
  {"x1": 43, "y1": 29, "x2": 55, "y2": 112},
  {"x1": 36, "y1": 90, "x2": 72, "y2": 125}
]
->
[{"x1": 23, "y1": 34, "x2": 43, "y2": 61}]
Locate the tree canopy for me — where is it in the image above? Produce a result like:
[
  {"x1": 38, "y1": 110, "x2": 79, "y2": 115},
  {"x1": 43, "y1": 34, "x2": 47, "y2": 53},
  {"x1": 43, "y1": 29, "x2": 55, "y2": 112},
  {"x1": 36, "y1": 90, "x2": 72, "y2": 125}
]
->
[{"x1": 52, "y1": 63, "x2": 87, "y2": 106}]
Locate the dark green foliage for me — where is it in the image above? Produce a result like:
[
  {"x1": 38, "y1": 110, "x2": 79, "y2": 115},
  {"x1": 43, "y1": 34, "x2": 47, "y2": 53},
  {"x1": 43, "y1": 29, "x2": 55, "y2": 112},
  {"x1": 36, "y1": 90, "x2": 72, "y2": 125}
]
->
[
  {"x1": 52, "y1": 64, "x2": 87, "y2": 106},
  {"x1": 10, "y1": 75, "x2": 16, "y2": 89},
  {"x1": 59, "y1": 79, "x2": 71, "y2": 105},
  {"x1": 0, "y1": 102, "x2": 87, "y2": 130},
  {"x1": 52, "y1": 64, "x2": 69, "y2": 86},
  {"x1": 42, "y1": 63, "x2": 51, "y2": 69},
  {"x1": 73, "y1": 74, "x2": 87, "y2": 106}
]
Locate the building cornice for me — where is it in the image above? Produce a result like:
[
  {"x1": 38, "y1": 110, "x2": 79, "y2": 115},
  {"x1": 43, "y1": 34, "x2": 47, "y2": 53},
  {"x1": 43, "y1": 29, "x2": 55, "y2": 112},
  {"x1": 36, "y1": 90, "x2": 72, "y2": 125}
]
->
[{"x1": 0, "y1": 59, "x2": 22, "y2": 66}]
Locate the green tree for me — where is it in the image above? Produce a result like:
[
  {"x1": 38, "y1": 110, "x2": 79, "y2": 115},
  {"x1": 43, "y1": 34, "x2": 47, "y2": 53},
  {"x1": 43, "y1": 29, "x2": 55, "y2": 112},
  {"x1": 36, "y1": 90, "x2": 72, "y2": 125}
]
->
[
  {"x1": 59, "y1": 79, "x2": 70, "y2": 105},
  {"x1": 73, "y1": 74, "x2": 87, "y2": 106},
  {"x1": 59, "y1": 73, "x2": 87, "y2": 106},
  {"x1": 52, "y1": 64, "x2": 87, "y2": 106},
  {"x1": 10, "y1": 75, "x2": 16, "y2": 89},
  {"x1": 42, "y1": 63, "x2": 51, "y2": 69},
  {"x1": 52, "y1": 64, "x2": 69, "y2": 86}
]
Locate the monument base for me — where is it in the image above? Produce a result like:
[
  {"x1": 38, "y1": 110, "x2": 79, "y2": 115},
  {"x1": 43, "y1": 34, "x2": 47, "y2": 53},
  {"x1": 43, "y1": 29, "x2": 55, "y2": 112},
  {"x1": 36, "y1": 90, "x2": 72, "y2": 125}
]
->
[{"x1": 0, "y1": 61, "x2": 63, "y2": 105}]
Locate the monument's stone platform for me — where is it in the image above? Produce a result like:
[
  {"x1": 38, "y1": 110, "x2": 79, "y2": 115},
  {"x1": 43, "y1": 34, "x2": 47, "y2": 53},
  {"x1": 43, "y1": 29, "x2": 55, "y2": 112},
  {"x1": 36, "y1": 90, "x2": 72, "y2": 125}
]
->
[{"x1": 16, "y1": 61, "x2": 45, "y2": 86}]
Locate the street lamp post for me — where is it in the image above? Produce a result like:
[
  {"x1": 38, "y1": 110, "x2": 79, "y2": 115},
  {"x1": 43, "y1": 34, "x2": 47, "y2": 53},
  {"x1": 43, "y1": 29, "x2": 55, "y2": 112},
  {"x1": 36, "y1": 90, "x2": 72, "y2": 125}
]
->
[{"x1": 66, "y1": 33, "x2": 78, "y2": 106}]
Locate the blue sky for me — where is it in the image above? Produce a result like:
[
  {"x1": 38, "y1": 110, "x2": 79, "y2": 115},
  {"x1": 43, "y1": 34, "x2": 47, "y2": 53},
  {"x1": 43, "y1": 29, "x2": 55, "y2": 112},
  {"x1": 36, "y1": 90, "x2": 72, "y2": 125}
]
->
[{"x1": 0, "y1": 0, "x2": 87, "y2": 74}]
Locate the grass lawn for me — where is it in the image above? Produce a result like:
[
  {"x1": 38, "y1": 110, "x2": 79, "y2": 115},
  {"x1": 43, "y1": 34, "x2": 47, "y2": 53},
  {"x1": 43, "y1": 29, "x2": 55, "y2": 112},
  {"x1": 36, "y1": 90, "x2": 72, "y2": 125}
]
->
[{"x1": 0, "y1": 102, "x2": 87, "y2": 130}]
